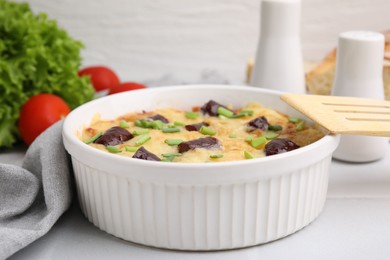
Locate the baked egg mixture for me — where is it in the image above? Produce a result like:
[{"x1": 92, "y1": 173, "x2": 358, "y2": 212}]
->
[{"x1": 80, "y1": 100, "x2": 324, "y2": 163}]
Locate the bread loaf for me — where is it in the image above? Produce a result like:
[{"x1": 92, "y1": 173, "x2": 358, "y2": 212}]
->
[{"x1": 306, "y1": 31, "x2": 390, "y2": 100}]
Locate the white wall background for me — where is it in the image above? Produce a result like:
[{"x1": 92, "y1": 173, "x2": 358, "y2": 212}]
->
[{"x1": 18, "y1": 0, "x2": 390, "y2": 86}]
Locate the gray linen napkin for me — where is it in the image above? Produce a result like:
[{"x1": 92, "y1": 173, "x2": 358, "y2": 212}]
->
[{"x1": 0, "y1": 121, "x2": 72, "y2": 259}]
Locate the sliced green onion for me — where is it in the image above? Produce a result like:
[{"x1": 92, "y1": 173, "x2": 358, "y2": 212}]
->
[
  {"x1": 229, "y1": 113, "x2": 244, "y2": 118},
  {"x1": 84, "y1": 132, "x2": 103, "y2": 144},
  {"x1": 144, "y1": 121, "x2": 154, "y2": 128},
  {"x1": 135, "y1": 119, "x2": 164, "y2": 129},
  {"x1": 218, "y1": 115, "x2": 227, "y2": 119},
  {"x1": 174, "y1": 121, "x2": 186, "y2": 126},
  {"x1": 263, "y1": 132, "x2": 279, "y2": 140},
  {"x1": 125, "y1": 146, "x2": 138, "y2": 152},
  {"x1": 230, "y1": 110, "x2": 254, "y2": 118},
  {"x1": 165, "y1": 139, "x2": 183, "y2": 146},
  {"x1": 134, "y1": 119, "x2": 153, "y2": 128},
  {"x1": 268, "y1": 125, "x2": 283, "y2": 131},
  {"x1": 210, "y1": 154, "x2": 223, "y2": 159},
  {"x1": 288, "y1": 117, "x2": 301, "y2": 123},
  {"x1": 251, "y1": 136, "x2": 267, "y2": 148},
  {"x1": 241, "y1": 110, "x2": 254, "y2": 116},
  {"x1": 132, "y1": 129, "x2": 150, "y2": 135},
  {"x1": 296, "y1": 120, "x2": 305, "y2": 131},
  {"x1": 217, "y1": 107, "x2": 234, "y2": 118},
  {"x1": 134, "y1": 120, "x2": 143, "y2": 127},
  {"x1": 244, "y1": 151, "x2": 255, "y2": 159},
  {"x1": 245, "y1": 135, "x2": 253, "y2": 142},
  {"x1": 119, "y1": 120, "x2": 130, "y2": 128},
  {"x1": 151, "y1": 120, "x2": 164, "y2": 130},
  {"x1": 162, "y1": 127, "x2": 180, "y2": 133},
  {"x1": 199, "y1": 125, "x2": 216, "y2": 136},
  {"x1": 162, "y1": 157, "x2": 175, "y2": 162},
  {"x1": 135, "y1": 135, "x2": 151, "y2": 146},
  {"x1": 185, "y1": 111, "x2": 198, "y2": 119},
  {"x1": 161, "y1": 154, "x2": 181, "y2": 162},
  {"x1": 106, "y1": 145, "x2": 122, "y2": 153},
  {"x1": 228, "y1": 134, "x2": 237, "y2": 138}
]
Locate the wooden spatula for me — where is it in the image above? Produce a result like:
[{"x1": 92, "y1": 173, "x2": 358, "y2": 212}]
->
[{"x1": 281, "y1": 94, "x2": 390, "y2": 137}]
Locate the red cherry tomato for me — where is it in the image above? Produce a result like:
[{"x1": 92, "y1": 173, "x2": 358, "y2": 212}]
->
[
  {"x1": 78, "y1": 66, "x2": 120, "y2": 92},
  {"x1": 109, "y1": 82, "x2": 147, "y2": 95},
  {"x1": 18, "y1": 94, "x2": 71, "y2": 145}
]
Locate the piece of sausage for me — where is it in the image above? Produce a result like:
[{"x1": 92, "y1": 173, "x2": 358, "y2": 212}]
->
[
  {"x1": 185, "y1": 122, "x2": 209, "y2": 131},
  {"x1": 265, "y1": 138, "x2": 300, "y2": 156},
  {"x1": 178, "y1": 137, "x2": 221, "y2": 153},
  {"x1": 132, "y1": 147, "x2": 161, "y2": 161},
  {"x1": 95, "y1": 126, "x2": 133, "y2": 146}
]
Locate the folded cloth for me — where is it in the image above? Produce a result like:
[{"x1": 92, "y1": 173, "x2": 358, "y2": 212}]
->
[{"x1": 0, "y1": 121, "x2": 72, "y2": 259}]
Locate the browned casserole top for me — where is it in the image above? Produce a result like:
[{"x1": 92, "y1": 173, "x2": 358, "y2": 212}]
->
[{"x1": 81, "y1": 100, "x2": 324, "y2": 162}]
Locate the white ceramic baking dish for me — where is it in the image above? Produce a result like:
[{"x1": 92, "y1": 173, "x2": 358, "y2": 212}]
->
[{"x1": 62, "y1": 85, "x2": 339, "y2": 251}]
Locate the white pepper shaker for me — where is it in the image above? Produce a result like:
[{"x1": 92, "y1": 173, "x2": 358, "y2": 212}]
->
[
  {"x1": 332, "y1": 31, "x2": 388, "y2": 162},
  {"x1": 250, "y1": 0, "x2": 305, "y2": 93}
]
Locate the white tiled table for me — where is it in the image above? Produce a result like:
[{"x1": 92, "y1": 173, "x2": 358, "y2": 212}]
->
[{"x1": 2, "y1": 144, "x2": 390, "y2": 260}]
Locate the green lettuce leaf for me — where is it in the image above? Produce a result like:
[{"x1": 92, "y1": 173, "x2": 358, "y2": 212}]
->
[{"x1": 0, "y1": 0, "x2": 94, "y2": 148}]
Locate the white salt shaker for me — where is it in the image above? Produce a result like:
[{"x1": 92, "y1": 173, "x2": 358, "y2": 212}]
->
[
  {"x1": 332, "y1": 31, "x2": 388, "y2": 162},
  {"x1": 250, "y1": 0, "x2": 305, "y2": 93}
]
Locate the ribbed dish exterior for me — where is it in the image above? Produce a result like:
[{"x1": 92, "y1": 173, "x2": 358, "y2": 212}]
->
[{"x1": 71, "y1": 155, "x2": 331, "y2": 251}]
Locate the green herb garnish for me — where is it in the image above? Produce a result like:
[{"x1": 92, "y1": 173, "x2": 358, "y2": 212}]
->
[
  {"x1": 217, "y1": 107, "x2": 234, "y2": 118},
  {"x1": 288, "y1": 117, "x2": 301, "y2": 123},
  {"x1": 244, "y1": 151, "x2": 255, "y2": 159},
  {"x1": 174, "y1": 121, "x2": 186, "y2": 126},
  {"x1": 230, "y1": 110, "x2": 254, "y2": 118},
  {"x1": 161, "y1": 153, "x2": 183, "y2": 162},
  {"x1": 125, "y1": 146, "x2": 138, "y2": 152},
  {"x1": 132, "y1": 129, "x2": 150, "y2": 136},
  {"x1": 134, "y1": 120, "x2": 153, "y2": 128},
  {"x1": 119, "y1": 120, "x2": 130, "y2": 128},
  {"x1": 210, "y1": 154, "x2": 223, "y2": 159},
  {"x1": 134, "y1": 120, "x2": 144, "y2": 127},
  {"x1": 245, "y1": 135, "x2": 253, "y2": 142},
  {"x1": 165, "y1": 139, "x2": 183, "y2": 146},
  {"x1": 228, "y1": 134, "x2": 237, "y2": 138},
  {"x1": 268, "y1": 125, "x2": 283, "y2": 131},
  {"x1": 151, "y1": 120, "x2": 164, "y2": 130},
  {"x1": 199, "y1": 126, "x2": 216, "y2": 136},
  {"x1": 135, "y1": 135, "x2": 151, "y2": 146},
  {"x1": 106, "y1": 145, "x2": 122, "y2": 153},
  {"x1": 162, "y1": 127, "x2": 180, "y2": 133},
  {"x1": 263, "y1": 133, "x2": 279, "y2": 140},
  {"x1": 185, "y1": 111, "x2": 198, "y2": 119},
  {"x1": 241, "y1": 110, "x2": 254, "y2": 116},
  {"x1": 134, "y1": 119, "x2": 163, "y2": 129},
  {"x1": 84, "y1": 132, "x2": 103, "y2": 144},
  {"x1": 251, "y1": 136, "x2": 267, "y2": 148}
]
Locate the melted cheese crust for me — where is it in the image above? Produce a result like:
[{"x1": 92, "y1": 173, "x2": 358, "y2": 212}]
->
[{"x1": 81, "y1": 102, "x2": 324, "y2": 163}]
